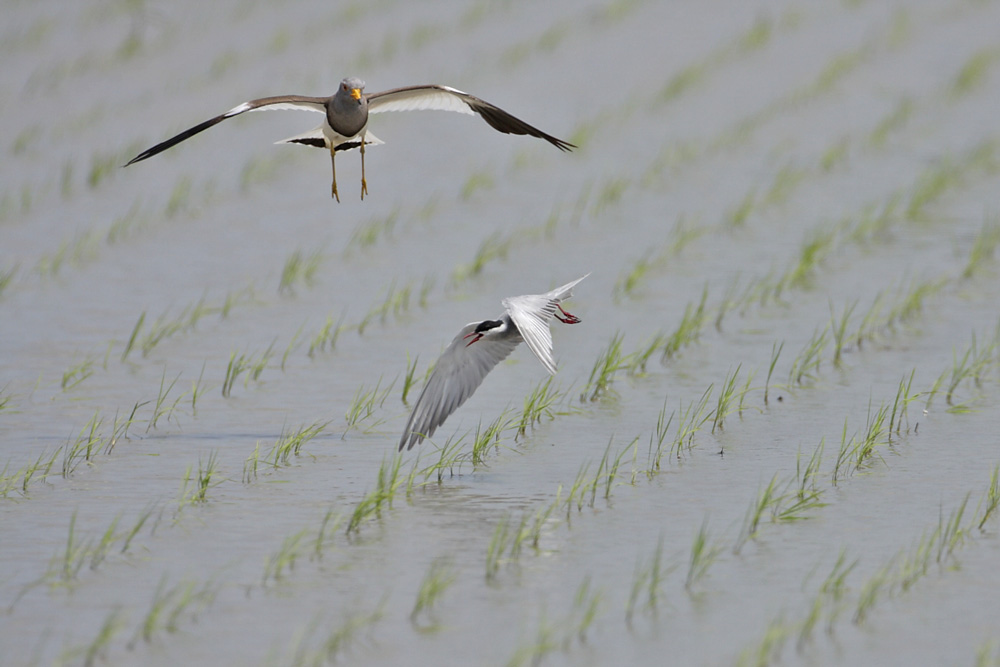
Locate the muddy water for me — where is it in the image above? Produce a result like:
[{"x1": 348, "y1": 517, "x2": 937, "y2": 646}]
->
[{"x1": 2, "y1": 0, "x2": 1000, "y2": 665}]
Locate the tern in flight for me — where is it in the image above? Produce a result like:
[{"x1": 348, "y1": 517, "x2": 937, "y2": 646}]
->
[
  {"x1": 125, "y1": 77, "x2": 575, "y2": 201},
  {"x1": 399, "y1": 274, "x2": 588, "y2": 451}
]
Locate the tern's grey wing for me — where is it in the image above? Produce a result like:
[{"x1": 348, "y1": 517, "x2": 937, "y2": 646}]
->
[
  {"x1": 125, "y1": 95, "x2": 329, "y2": 166},
  {"x1": 366, "y1": 85, "x2": 575, "y2": 151},
  {"x1": 502, "y1": 274, "x2": 589, "y2": 375},
  {"x1": 399, "y1": 323, "x2": 521, "y2": 451},
  {"x1": 502, "y1": 295, "x2": 559, "y2": 375}
]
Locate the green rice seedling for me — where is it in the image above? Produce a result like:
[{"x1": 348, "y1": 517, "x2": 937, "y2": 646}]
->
[
  {"x1": 763, "y1": 341, "x2": 784, "y2": 405},
  {"x1": 262, "y1": 528, "x2": 310, "y2": 585},
  {"x1": 54, "y1": 511, "x2": 90, "y2": 584},
  {"x1": 853, "y1": 557, "x2": 895, "y2": 625},
  {"x1": 410, "y1": 556, "x2": 457, "y2": 628},
  {"x1": 131, "y1": 575, "x2": 218, "y2": 646},
  {"x1": 471, "y1": 410, "x2": 514, "y2": 466},
  {"x1": 614, "y1": 252, "x2": 653, "y2": 300},
  {"x1": 974, "y1": 640, "x2": 1000, "y2": 667},
  {"x1": 975, "y1": 464, "x2": 1000, "y2": 531},
  {"x1": 852, "y1": 401, "x2": 889, "y2": 471},
  {"x1": 308, "y1": 598, "x2": 386, "y2": 664},
  {"x1": 896, "y1": 525, "x2": 939, "y2": 594},
  {"x1": 222, "y1": 350, "x2": 250, "y2": 398},
  {"x1": 685, "y1": 518, "x2": 723, "y2": 592},
  {"x1": 564, "y1": 462, "x2": 592, "y2": 519},
  {"x1": 345, "y1": 454, "x2": 404, "y2": 535},
  {"x1": 625, "y1": 536, "x2": 671, "y2": 624},
  {"x1": 268, "y1": 421, "x2": 327, "y2": 467},
  {"x1": 661, "y1": 285, "x2": 709, "y2": 361},
  {"x1": 450, "y1": 231, "x2": 514, "y2": 286},
  {"x1": 868, "y1": 97, "x2": 913, "y2": 148},
  {"x1": 711, "y1": 364, "x2": 743, "y2": 433},
  {"x1": 485, "y1": 513, "x2": 514, "y2": 581},
  {"x1": 343, "y1": 377, "x2": 394, "y2": 435},
  {"x1": 627, "y1": 331, "x2": 669, "y2": 377},
  {"x1": 120, "y1": 504, "x2": 155, "y2": 554},
  {"x1": 308, "y1": 311, "x2": 347, "y2": 357},
  {"x1": 281, "y1": 325, "x2": 305, "y2": 371},
  {"x1": 795, "y1": 440, "x2": 825, "y2": 501},
  {"x1": 516, "y1": 377, "x2": 565, "y2": 439},
  {"x1": 726, "y1": 188, "x2": 757, "y2": 228},
  {"x1": 189, "y1": 362, "x2": 209, "y2": 414},
  {"x1": 645, "y1": 398, "x2": 674, "y2": 474},
  {"x1": 86, "y1": 149, "x2": 120, "y2": 190},
  {"x1": 88, "y1": 514, "x2": 122, "y2": 571},
  {"x1": 401, "y1": 353, "x2": 420, "y2": 405},
  {"x1": 572, "y1": 575, "x2": 603, "y2": 644},
  {"x1": 76, "y1": 606, "x2": 125, "y2": 667},
  {"x1": 120, "y1": 311, "x2": 145, "y2": 362},
  {"x1": 820, "y1": 136, "x2": 850, "y2": 172},
  {"x1": 243, "y1": 442, "x2": 261, "y2": 483},
  {"x1": 279, "y1": 248, "x2": 324, "y2": 294},
  {"x1": 178, "y1": 451, "x2": 221, "y2": 506},
  {"x1": 788, "y1": 327, "x2": 828, "y2": 386},
  {"x1": 63, "y1": 411, "x2": 104, "y2": 477},
  {"x1": 61, "y1": 355, "x2": 95, "y2": 390},
  {"x1": 762, "y1": 163, "x2": 809, "y2": 209},
  {"x1": 935, "y1": 494, "x2": 969, "y2": 565},
  {"x1": 460, "y1": 168, "x2": 494, "y2": 200},
  {"x1": 797, "y1": 549, "x2": 857, "y2": 645},
  {"x1": 888, "y1": 370, "x2": 918, "y2": 437},
  {"x1": 951, "y1": 47, "x2": 1000, "y2": 97},
  {"x1": 658, "y1": 62, "x2": 707, "y2": 104},
  {"x1": 312, "y1": 507, "x2": 343, "y2": 561},
  {"x1": 786, "y1": 226, "x2": 837, "y2": 289},
  {"x1": 734, "y1": 474, "x2": 782, "y2": 554},
  {"x1": 888, "y1": 278, "x2": 944, "y2": 326},
  {"x1": 0, "y1": 265, "x2": 18, "y2": 299},
  {"x1": 358, "y1": 280, "x2": 414, "y2": 333},
  {"x1": 504, "y1": 609, "x2": 560, "y2": 667},
  {"x1": 852, "y1": 291, "x2": 885, "y2": 348},
  {"x1": 737, "y1": 614, "x2": 792, "y2": 667},
  {"x1": 164, "y1": 175, "x2": 192, "y2": 218},
  {"x1": 671, "y1": 386, "x2": 714, "y2": 458},
  {"x1": 962, "y1": 216, "x2": 1000, "y2": 279},
  {"x1": 665, "y1": 216, "x2": 707, "y2": 257},
  {"x1": 829, "y1": 300, "x2": 856, "y2": 367},
  {"x1": 848, "y1": 194, "x2": 901, "y2": 246},
  {"x1": 591, "y1": 178, "x2": 629, "y2": 216},
  {"x1": 418, "y1": 433, "x2": 469, "y2": 484},
  {"x1": 146, "y1": 370, "x2": 183, "y2": 432},
  {"x1": 12, "y1": 447, "x2": 61, "y2": 496},
  {"x1": 944, "y1": 333, "x2": 996, "y2": 408},
  {"x1": 582, "y1": 331, "x2": 629, "y2": 402},
  {"x1": 246, "y1": 340, "x2": 276, "y2": 386},
  {"x1": 345, "y1": 208, "x2": 399, "y2": 254},
  {"x1": 138, "y1": 297, "x2": 217, "y2": 358}
]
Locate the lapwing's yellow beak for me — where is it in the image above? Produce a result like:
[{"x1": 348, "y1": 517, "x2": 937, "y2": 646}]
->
[{"x1": 350, "y1": 88, "x2": 361, "y2": 101}]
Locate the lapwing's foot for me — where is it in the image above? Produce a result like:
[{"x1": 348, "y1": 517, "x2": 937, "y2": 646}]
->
[
  {"x1": 361, "y1": 178, "x2": 368, "y2": 201},
  {"x1": 331, "y1": 182, "x2": 340, "y2": 202}
]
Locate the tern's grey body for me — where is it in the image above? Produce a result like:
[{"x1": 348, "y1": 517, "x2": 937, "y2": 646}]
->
[
  {"x1": 126, "y1": 77, "x2": 574, "y2": 201},
  {"x1": 399, "y1": 274, "x2": 588, "y2": 451}
]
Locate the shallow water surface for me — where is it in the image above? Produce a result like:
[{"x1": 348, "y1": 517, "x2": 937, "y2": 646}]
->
[{"x1": 2, "y1": 0, "x2": 1000, "y2": 665}]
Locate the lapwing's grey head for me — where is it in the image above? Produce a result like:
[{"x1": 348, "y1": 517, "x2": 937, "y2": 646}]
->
[{"x1": 339, "y1": 77, "x2": 366, "y2": 101}]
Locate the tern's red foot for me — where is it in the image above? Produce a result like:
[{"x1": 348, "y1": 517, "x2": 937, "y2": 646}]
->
[{"x1": 555, "y1": 305, "x2": 581, "y2": 324}]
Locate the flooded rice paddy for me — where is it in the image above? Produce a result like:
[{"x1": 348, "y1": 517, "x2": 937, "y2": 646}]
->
[{"x1": 2, "y1": 0, "x2": 1000, "y2": 665}]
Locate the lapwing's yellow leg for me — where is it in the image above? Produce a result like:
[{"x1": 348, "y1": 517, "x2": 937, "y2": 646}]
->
[
  {"x1": 329, "y1": 145, "x2": 340, "y2": 202},
  {"x1": 360, "y1": 138, "x2": 368, "y2": 200}
]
